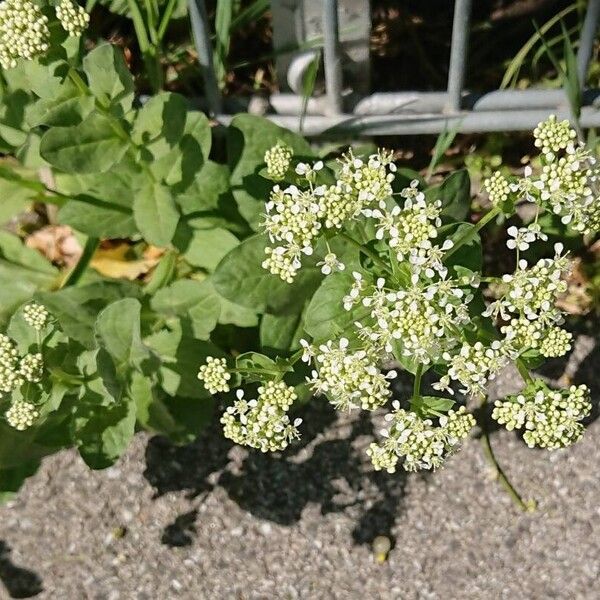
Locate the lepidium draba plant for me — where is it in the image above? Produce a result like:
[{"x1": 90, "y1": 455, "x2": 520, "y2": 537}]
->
[{"x1": 203, "y1": 116, "x2": 598, "y2": 509}]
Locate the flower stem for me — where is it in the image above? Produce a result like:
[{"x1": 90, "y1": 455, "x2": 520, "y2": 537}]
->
[
  {"x1": 61, "y1": 237, "x2": 99, "y2": 288},
  {"x1": 516, "y1": 358, "x2": 535, "y2": 385},
  {"x1": 339, "y1": 232, "x2": 393, "y2": 276},
  {"x1": 444, "y1": 206, "x2": 502, "y2": 262},
  {"x1": 412, "y1": 363, "x2": 423, "y2": 400},
  {"x1": 478, "y1": 397, "x2": 536, "y2": 512}
]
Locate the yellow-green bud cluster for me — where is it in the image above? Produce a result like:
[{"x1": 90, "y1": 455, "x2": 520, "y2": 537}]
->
[
  {"x1": 0, "y1": 0, "x2": 50, "y2": 69},
  {"x1": 539, "y1": 326, "x2": 572, "y2": 358},
  {"x1": 367, "y1": 404, "x2": 475, "y2": 473},
  {"x1": 533, "y1": 115, "x2": 576, "y2": 156},
  {"x1": 221, "y1": 383, "x2": 302, "y2": 452},
  {"x1": 492, "y1": 384, "x2": 591, "y2": 449},
  {"x1": 0, "y1": 334, "x2": 22, "y2": 393},
  {"x1": 501, "y1": 317, "x2": 572, "y2": 358},
  {"x1": 55, "y1": 0, "x2": 89, "y2": 36},
  {"x1": 198, "y1": 356, "x2": 231, "y2": 395},
  {"x1": 264, "y1": 143, "x2": 293, "y2": 180},
  {"x1": 5, "y1": 401, "x2": 39, "y2": 431},
  {"x1": 23, "y1": 302, "x2": 50, "y2": 331},
  {"x1": 19, "y1": 353, "x2": 43, "y2": 382},
  {"x1": 306, "y1": 338, "x2": 395, "y2": 411},
  {"x1": 483, "y1": 171, "x2": 512, "y2": 207}
]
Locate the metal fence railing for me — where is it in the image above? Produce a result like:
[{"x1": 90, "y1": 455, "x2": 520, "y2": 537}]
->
[{"x1": 189, "y1": 0, "x2": 600, "y2": 136}]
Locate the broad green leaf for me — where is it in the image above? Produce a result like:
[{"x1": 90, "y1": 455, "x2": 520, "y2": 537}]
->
[
  {"x1": 152, "y1": 111, "x2": 212, "y2": 188},
  {"x1": 426, "y1": 169, "x2": 471, "y2": 221},
  {"x1": 145, "y1": 320, "x2": 222, "y2": 399},
  {"x1": 134, "y1": 181, "x2": 179, "y2": 247},
  {"x1": 27, "y1": 80, "x2": 94, "y2": 127},
  {"x1": 227, "y1": 114, "x2": 313, "y2": 228},
  {"x1": 304, "y1": 271, "x2": 370, "y2": 342},
  {"x1": 83, "y1": 43, "x2": 135, "y2": 115},
  {"x1": 440, "y1": 222, "x2": 483, "y2": 276},
  {"x1": 176, "y1": 160, "x2": 231, "y2": 214},
  {"x1": 73, "y1": 394, "x2": 136, "y2": 469},
  {"x1": 132, "y1": 92, "x2": 188, "y2": 159},
  {"x1": 36, "y1": 281, "x2": 141, "y2": 348},
  {"x1": 212, "y1": 234, "x2": 322, "y2": 314},
  {"x1": 95, "y1": 298, "x2": 148, "y2": 373},
  {"x1": 260, "y1": 311, "x2": 303, "y2": 352},
  {"x1": 40, "y1": 112, "x2": 129, "y2": 174},
  {"x1": 58, "y1": 194, "x2": 136, "y2": 238},
  {"x1": 182, "y1": 227, "x2": 239, "y2": 271},
  {"x1": 412, "y1": 395, "x2": 455, "y2": 418},
  {"x1": 0, "y1": 232, "x2": 58, "y2": 325}
]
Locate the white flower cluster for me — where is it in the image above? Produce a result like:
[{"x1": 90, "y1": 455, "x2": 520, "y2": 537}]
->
[
  {"x1": 221, "y1": 382, "x2": 302, "y2": 452},
  {"x1": 264, "y1": 142, "x2": 293, "y2": 180},
  {"x1": 434, "y1": 340, "x2": 511, "y2": 397},
  {"x1": 261, "y1": 149, "x2": 396, "y2": 282},
  {"x1": 55, "y1": 0, "x2": 89, "y2": 36},
  {"x1": 486, "y1": 116, "x2": 600, "y2": 234},
  {"x1": 492, "y1": 384, "x2": 591, "y2": 449},
  {"x1": 198, "y1": 356, "x2": 231, "y2": 395},
  {"x1": 367, "y1": 403, "x2": 475, "y2": 473},
  {"x1": 0, "y1": 0, "x2": 50, "y2": 70},
  {"x1": 489, "y1": 243, "x2": 572, "y2": 357},
  {"x1": 5, "y1": 401, "x2": 39, "y2": 431},
  {"x1": 345, "y1": 273, "x2": 472, "y2": 365},
  {"x1": 23, "y1": 302, "x2": 50, "y2": 331},
  {"x1": 304, "y1": 338, "x2": 396, "y2": 411}
]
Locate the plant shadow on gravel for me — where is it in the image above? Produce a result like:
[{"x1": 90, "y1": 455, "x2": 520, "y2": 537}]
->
[
  {"x1": 0, "y1": 541, "x2": 43, "y2": 598},
  {"x1": 144, "y1": 399, "x2": 410, "y2": 550}
]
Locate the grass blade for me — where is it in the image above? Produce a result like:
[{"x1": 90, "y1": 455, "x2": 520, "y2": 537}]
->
[{"x1": 214, "y1": 0, "x2": 233, "y2": 89}]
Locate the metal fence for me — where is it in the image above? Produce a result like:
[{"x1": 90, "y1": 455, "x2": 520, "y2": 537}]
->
[{"x1": 189, "y1": 0, "x2": 600, "y2": 136}]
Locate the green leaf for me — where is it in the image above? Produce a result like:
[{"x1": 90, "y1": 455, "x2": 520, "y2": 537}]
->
[
  {"x1": 182, "y1": 227, "x2": 239, "y2": 271},
  {"x1": 95, "y1": 298, "x2": 148, "y2": 373},
  {"x1": 426, "y1": 169, "x2": 471, "y2": 221},
  {"x1": 260, "y1": 311, "x2": 303, "y2": 352},
  {"x1": 133, "y1": 180, "x2": 180, "y2": 246},
  {"x1": 132, "y1": 92, "x2": 188, "y2": 159},
  {"x1": 150, "y1": 279, "x2": 221, "y2": 340},
  {"x1": 176, "y1": 160, "x2": 231, "y2": 214},
  {"x1": 152, "y1": 111, "x2": 212, "y2": 188},
  {"x1": 129, "y1": 370, "x2": 179, "y2": 435},
  {"x1": 83, "y1": 43, "x2": 135, "y2": 115},
  {"x1": 212, "y1": 234, "x2": 322, "y2": 314},
  {"x1": 40, "y1": 112, "x2": 129, "y2": 174},
  {"x1": 411, "y1": 395, "x2": 455, "y2": 418},
  {"x1": 228, "y1": 114, "x2": 313, "y2": 228},
  {"x1": 145, "y1": 320, "x2": 222, "y2": 399},
  {"x1": 27, "y1": 81, "x2": 95, "y2": 127},
  {"x1": 73, "y1": 393, "x2": 136, "y2": 469},
  {"x1": 304, "y1": 271, "x2": 369, "y2": 343},
  {"x1": 58, "y1": 194, "x2": 137, "y2": 238},
  {"x1": 36, "y1": 281, "x2": 141, "y2": 348}
]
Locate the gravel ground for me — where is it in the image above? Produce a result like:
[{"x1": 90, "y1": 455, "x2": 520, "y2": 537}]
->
[{"x1": 0, "y1": 331, "x2": 597, "y2": 600}]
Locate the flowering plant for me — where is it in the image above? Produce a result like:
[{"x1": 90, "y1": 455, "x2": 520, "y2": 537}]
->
[
  {"x1": 200, "y1": 116, "x2": 598, "y2": 508},
  {"x1": 0, "y1": 12, "x2": 596, "y2": 506}
]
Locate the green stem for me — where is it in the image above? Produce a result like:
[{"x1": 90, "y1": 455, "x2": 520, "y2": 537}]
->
[
  {"x1": 339, "y1": 232, "x2": 393, "y2": 276},
  {"x1": 516, "y1": 358, "x2": 535, "y2": 385},
  {"x1": 157, "y1": 0, "x2": 178, "y2": 41},
  {"x1": 480, "y1": 429, "x2": 535, "y2": 512},
  {"x1": 479, "y1": 396, "x2": 535, "y2": 511},
  {"x1": 412, "y1": 363, "x2": 423, "y2": 400},
  {"x1": 444, "y1": 206, "x2": 502, "y2": 262},
  {"x1": 61, "y1": 237, "x2": 99, "y2": 288}
]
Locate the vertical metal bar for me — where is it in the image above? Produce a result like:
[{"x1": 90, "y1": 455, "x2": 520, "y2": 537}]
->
[
  {"x1": 188, "y1": 0, "x2": 222, "y2": 115},
  {"x1": 577, "y1": 0, "x2": 600, "y2": 88},
  {"x1": 322, "y1": 0, "x2": 344, "y2": 115},
  {"x1": 445, "y1": 0, "x2": 473, "y2": 113}
]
